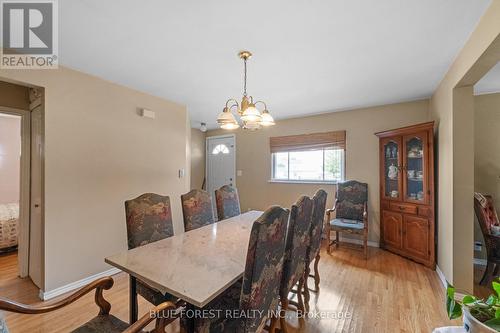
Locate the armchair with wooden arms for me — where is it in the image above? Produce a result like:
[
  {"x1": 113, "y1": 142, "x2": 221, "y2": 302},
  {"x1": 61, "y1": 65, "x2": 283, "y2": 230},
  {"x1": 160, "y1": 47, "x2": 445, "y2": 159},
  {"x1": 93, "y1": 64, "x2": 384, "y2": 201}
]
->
[
  {"x1": 326, "y1": 180, "x2": 369, "y2": 259},
  {"x1": 474, "y1": 193, "x2": 500, "y2": 286},
  {"x1": 0, "y1": 276, "x2": 179, "y2": 333}
]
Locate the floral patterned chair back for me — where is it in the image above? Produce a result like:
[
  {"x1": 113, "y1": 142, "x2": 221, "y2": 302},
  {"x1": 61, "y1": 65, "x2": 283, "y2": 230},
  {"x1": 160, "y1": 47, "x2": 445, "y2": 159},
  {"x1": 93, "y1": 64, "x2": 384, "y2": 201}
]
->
[
  {"x1": 307, "y1": 189, "x2": 328, "y2": 262},
  {"x1": 336, "y1": 180, "x2": 368, "y2": 221},
  {"x1": 125, "y1": 193, "x2": 174, "y2": 250},
  {"x1": 181, "y1": 189, "x2": 215, "y2": 232},
  {"x1": 280, "y1": 196, "x2": 313, "y2": 298},
  {"x1": 215, "y1": 185, "x2": 241, "y2": 220},
  {"x1": 240, "y1": 206, "x2": 289, "y2": 332},
  {"x1": 474, "y1": 193, "x2": 499, "y2": 237}
]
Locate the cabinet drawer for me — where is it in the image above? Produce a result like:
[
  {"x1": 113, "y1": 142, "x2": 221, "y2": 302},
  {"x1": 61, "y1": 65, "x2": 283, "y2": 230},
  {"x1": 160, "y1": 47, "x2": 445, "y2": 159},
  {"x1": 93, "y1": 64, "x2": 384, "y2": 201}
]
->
[
  {"x1": 389, "y1": 203, "x2": 417, "y2": 214},
  {"x1": 418, "y1": 206, "x2": 432, "y2": 218}
]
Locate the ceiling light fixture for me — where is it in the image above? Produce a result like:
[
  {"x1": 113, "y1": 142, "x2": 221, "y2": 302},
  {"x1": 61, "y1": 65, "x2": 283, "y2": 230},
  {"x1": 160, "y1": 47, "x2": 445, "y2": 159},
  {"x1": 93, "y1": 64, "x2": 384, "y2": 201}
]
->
[
  {"x1": 200, "y1": 122, "x2": 207, "y2": 132},
  {"x1": 217, "y1": 51, "x2": 275, "y2": 130}
]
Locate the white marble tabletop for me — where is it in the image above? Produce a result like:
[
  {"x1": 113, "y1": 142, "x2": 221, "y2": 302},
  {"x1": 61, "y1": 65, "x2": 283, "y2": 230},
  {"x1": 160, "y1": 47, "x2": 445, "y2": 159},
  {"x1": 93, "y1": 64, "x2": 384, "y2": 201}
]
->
[{"x1": 105, "y1": 210, "x2": 263, "y2": 307}]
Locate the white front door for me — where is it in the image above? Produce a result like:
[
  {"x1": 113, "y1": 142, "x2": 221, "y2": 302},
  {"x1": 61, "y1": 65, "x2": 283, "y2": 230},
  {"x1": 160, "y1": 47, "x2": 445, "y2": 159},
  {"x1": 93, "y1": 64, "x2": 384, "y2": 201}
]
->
[{"x1": 206, "y1": 135, "x2": 236, "y2": 215}]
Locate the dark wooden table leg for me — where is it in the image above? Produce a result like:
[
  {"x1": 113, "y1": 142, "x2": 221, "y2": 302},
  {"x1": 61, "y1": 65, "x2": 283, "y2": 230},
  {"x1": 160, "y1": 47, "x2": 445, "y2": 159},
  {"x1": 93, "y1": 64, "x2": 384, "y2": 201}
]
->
[
  {"x1": 186, "y1": 303, "x2": 195, "y2": 333},
  {"x1": 129, "y1": 275, "x2": 138, "y2": 324}
]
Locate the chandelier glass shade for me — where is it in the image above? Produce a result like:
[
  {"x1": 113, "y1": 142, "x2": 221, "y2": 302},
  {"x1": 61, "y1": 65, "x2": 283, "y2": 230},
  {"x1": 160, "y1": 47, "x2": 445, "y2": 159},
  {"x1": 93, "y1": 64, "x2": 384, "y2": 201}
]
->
[{"x1": 217, "y1": 51, "x2": 275, "y2": 130}]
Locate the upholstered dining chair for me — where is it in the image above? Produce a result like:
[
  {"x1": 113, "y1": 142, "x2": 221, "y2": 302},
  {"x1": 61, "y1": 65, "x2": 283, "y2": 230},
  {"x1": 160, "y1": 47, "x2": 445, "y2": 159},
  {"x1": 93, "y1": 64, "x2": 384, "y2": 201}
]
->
[
  {"x1": 326, "y1": 180, "x2": 368, "y2": 259},
  {"x1": 215, "y1": 185, "x2": 241, "y2": 220},
  {"x1": 303, "y1": 189, "x2": 328, "y2": 310},
  {"x1": 278, "y1": 196, "x2": 313, "y2": 333},
  {"x1": 0, "y1": 276, "x2": 177, "y2": 333},
  {"x1": 181, "y1": 189, "x2": 215, "y2": 232},
  {"x1": 181, "y1": 206, "x2": 289, "y2": 333},
  {"x1": 474, "y1": 193, "x2": 500, "y2": 285},
  {"x1": 125, "y1": 193, "x2": 178, "y2": 315}
]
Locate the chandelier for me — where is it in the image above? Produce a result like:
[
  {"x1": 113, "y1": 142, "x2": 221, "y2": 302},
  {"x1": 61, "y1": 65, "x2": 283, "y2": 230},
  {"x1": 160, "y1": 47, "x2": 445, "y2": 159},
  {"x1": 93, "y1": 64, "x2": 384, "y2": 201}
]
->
[{"x1": 217, "y1": 51, "x2": 275, "y2": 130}]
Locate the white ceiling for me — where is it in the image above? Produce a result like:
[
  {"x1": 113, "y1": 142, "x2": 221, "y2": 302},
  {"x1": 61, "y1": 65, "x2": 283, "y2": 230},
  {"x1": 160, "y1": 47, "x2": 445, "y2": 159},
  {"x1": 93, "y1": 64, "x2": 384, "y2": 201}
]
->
[
  {"x1": 475, "y1": 62, "x2": 500, "y2": 95},
  {"x1": 59, "y1": 0, "x2": 492, "y2": 129}
]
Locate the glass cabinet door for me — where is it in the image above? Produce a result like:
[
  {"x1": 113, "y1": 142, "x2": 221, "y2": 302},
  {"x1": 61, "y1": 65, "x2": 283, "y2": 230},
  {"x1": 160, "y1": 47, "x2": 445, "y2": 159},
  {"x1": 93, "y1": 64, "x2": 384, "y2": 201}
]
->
[
  {"x1": 382, "y1": 137, "x2": 402, "y2": 201},
  {"x1": 403, "y1": 132, "x2": 429, "y2": 204}
]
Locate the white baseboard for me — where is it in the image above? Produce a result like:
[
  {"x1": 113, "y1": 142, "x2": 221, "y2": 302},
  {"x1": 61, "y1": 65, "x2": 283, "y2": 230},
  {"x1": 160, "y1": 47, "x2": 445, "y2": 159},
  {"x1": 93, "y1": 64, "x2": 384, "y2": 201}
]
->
[
  {"x1": 334, "y1": 235, "x2": 380, "y2": 248},
  {"x1": 473, "y1": 258, "x2": 487, "y2": 266},
  {"x1": 435, "y1": 265, "x2": 467, "y2": 301},
  {"x1": 39, "y1": 268, "x2": 122, "y2": 301}
]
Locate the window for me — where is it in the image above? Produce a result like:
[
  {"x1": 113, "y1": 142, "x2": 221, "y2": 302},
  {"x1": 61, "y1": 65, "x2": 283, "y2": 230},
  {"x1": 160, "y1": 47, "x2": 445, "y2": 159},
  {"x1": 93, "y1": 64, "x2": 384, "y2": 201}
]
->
[
  {"x1": 270, "y1": 131, "x2": 346, "y2": 183},
  {"x1": 212, "y1": 144, "x2": 229, "y2": 155},
  {"x1": 272, "y1": 148, "x2": 344, "y2": 182}
]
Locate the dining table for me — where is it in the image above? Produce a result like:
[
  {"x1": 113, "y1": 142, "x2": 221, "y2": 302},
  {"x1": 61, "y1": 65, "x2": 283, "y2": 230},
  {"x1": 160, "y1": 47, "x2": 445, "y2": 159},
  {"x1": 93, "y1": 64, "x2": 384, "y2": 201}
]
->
[{"x1": 105, "y1": 210, "x2": 264, "y2": 332}]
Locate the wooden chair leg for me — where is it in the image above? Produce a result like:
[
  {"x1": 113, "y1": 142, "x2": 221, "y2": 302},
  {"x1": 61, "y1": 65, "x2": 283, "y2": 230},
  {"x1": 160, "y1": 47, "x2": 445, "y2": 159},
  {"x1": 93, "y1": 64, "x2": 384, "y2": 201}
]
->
[
  {"x1": 269, "y1": 313, "x2": 279, "y2": 333},
  {"x1": 279, "y1": 297, "x2": 289, "y2": 333},
  {"x1": 297, "y1": 277, "x2": 305, "y2": 314},
  {"x1": 327, "y1": 227, "x2": 332, "y2": 254},
  {"x1": 304, "y1": 266, "x2": 311, "y2": 313},
  {"x1": 314, "y1": 253, "x2": 321, "y2": 290},
  {"x1": 481, "y1": 261, "x2": 494, "y2": 285},
  {"x1": 335, "y1": 231, "x2": 339, "y2": 248},
  {"x1": 363, "y1": 232, "x2": 368, "y2": 260}
]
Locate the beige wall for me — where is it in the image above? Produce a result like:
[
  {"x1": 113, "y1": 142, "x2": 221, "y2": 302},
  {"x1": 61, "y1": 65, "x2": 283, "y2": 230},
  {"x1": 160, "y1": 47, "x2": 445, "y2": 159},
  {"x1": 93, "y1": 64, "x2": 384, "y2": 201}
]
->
[
  {"x1": 208, "y1": 100, "x2": 429, "y2": 243},
  {"x1": 474, "y1": 92, "x2": 500, "y2": 260},
  {"x1": 429, "y1": 1, "x2": 500, "y2": 292},
  {"x1": 190, "y1": 129, "x2": 206, "y2": 189},
  {"x1": 0, "y1": 115, "x2": 21, "y2": 205},
  {"x1": 0, "y1": 67, "x2": 189, "y2": 292},
  {"x1": 0, "y1": 81, "x2": 29, "y2": 110}
]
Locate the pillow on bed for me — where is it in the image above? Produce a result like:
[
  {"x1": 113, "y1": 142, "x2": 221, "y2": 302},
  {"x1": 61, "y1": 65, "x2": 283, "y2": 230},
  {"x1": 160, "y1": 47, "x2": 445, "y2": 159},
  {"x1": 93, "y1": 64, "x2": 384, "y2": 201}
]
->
[{"x1": 0, "y1": 203, "x2": 19, "y2": 222}]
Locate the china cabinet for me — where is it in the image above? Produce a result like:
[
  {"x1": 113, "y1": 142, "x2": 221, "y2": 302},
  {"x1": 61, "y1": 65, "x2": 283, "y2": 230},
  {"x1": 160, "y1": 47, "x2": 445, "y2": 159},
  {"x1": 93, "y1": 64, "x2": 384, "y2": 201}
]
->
[{"x1": 375, "y1": 122, "x2": 435, "y2": 268}]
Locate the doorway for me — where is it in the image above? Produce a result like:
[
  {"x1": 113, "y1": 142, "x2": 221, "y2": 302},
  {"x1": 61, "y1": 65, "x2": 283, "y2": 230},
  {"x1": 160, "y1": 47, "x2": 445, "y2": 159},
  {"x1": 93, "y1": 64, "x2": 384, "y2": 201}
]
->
[
  {"x1": 206, "y1": 135, "x2": 236, "y2": 215},
  {"x1": 472, "y1": 61, "x2": 500, "y2": 297},
  {"x1": 0, "y1": 81, "x2": 44, "y2": 293}
]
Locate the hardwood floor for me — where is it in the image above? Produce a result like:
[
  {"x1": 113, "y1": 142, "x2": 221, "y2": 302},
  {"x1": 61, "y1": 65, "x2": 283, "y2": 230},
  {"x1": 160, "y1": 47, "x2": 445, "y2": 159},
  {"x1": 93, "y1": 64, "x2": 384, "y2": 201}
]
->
[{"x1": 0, "y1": 244, "x2": 459, "y2": 332}]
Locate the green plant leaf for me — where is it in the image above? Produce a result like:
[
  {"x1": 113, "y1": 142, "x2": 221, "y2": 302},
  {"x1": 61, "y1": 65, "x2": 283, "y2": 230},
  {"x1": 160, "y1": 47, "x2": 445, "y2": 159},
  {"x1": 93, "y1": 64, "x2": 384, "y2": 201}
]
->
[
  {"x1": 446, "y1": 284, "x2": 462, "y2": 319},
  {"x1": 495, "y1": 307, "x2": 500, "y2": 319},
  {"x1": 463, "y1": 295, "x2": 477, "y2": 305},
  {"x1": 447, "y1": 284, "x2": 455, "y2": 299},
  {"x1": 493, "y1": 281, "x2": 500, "y2": 298},
  {"x1": 487, "y1": 295, "x2": 499, "y2": 306},
  {"x1": 484, "y1": 317, "x2": 500, "y2": 330}
]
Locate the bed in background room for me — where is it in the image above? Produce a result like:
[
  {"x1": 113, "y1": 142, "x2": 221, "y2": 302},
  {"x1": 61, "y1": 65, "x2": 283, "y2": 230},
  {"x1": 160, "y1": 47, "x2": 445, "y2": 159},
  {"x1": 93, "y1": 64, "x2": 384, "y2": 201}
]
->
[{"x1": 0, "y1": 203, "x2": 19, "y2": 252}]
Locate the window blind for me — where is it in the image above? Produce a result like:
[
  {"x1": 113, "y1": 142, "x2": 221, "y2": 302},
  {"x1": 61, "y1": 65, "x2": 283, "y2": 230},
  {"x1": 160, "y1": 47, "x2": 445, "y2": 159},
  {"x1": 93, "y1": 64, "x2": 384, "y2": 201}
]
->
[{"x1": 270, "y1": 130, "x2": 346, "y2": 153}]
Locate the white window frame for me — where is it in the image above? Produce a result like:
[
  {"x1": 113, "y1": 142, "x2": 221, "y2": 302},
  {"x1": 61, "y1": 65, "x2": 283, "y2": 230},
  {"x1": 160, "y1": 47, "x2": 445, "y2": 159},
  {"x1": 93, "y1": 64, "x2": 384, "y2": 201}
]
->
[{"x1": 270, "y1": 148, "x2": 345, "y2": 185}]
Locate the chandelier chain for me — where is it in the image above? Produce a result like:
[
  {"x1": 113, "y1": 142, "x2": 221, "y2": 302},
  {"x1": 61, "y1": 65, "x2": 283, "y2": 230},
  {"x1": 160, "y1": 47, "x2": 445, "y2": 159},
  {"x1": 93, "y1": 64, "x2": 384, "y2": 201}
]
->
[{"x1": 243, "y1": 58, "x2": 247, "y2": 96}]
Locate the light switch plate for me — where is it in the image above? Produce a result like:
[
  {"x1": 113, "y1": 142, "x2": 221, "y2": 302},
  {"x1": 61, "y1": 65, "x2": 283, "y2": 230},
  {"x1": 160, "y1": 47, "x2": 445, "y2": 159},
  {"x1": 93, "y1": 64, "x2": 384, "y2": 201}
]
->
[
  {"x1": 237, "y1": 170, "x2": 243, "y2": 176},
  {"x1": 178, "y1": 169, "x2": 185, "y2": 178}
]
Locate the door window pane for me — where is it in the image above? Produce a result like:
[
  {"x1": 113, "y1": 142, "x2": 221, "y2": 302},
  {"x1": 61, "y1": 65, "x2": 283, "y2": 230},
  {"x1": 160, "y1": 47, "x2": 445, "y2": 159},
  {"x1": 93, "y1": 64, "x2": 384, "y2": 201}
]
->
[{"x1": 406, "y1": 137, "x2": 424, "y2": 201}]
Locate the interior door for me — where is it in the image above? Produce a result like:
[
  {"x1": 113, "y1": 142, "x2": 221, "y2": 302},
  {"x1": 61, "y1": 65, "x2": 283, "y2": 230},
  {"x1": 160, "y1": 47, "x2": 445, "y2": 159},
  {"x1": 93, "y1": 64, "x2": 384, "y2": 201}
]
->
[
  {"x1": 402, "y1": 132, "x2": 429, "y2": 204},
  {"x1": 382, "y1": 210, "x2": 402, "y2": 249},
  {"x1": 206, "y1": 135, "x2": 236, "y2": 215},
  {"x1": 381, "y1": 137, "x2": 402, "y2": 201},
  {"x1": 29, "y1": 104, "x2": 43, "y2": 288}
]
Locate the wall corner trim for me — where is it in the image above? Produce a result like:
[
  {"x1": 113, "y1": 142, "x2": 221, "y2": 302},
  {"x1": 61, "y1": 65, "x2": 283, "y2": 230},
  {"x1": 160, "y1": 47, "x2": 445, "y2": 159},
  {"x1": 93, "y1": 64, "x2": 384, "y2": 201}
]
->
[
  {"x1": 39, "y1": 268, "x2": 121, "y2": 301},
  {"x1": 436, "y1": 265, "x2": 448, "y2": 290}
]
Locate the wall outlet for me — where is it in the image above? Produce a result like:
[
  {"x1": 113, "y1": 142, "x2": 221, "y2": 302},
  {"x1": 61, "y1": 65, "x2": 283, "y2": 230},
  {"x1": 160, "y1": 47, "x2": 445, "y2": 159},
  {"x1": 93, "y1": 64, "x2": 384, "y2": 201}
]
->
[{"x1": 474, "y1": 241, "x2": 483, "y2": 252}]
